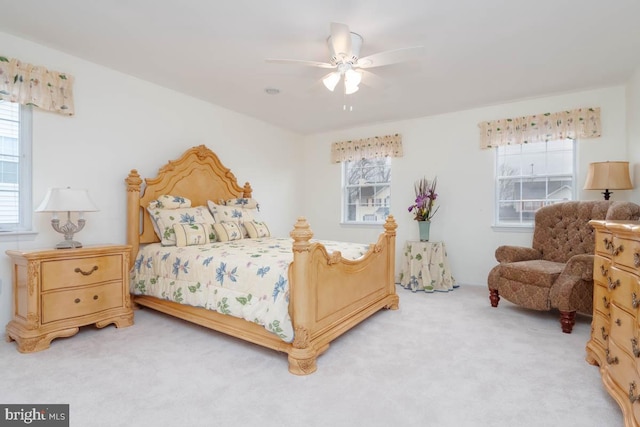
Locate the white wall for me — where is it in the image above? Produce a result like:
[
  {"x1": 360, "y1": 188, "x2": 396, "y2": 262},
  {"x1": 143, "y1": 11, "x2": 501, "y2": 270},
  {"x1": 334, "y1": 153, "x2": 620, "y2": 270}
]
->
[
  {"x1": 0, "y1": 31, "x2": 303, "y2": 327},
  {"x1": 627, "y1": 68, "x2": 640, "y2": 195},
  {"x1": 302, "y1": 86, "x2": 629, "y2": 287}
]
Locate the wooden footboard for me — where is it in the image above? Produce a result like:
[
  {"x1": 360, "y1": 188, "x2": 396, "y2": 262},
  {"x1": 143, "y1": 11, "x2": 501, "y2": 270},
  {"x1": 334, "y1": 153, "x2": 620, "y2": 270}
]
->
[{"x1": 287, "y1": 216, "x2": 398, "y2": 374}]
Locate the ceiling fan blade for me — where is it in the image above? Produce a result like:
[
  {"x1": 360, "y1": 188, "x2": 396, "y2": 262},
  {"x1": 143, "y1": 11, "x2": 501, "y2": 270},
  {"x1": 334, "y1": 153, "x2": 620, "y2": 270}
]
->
[
  {"x1": 357, "y1": 46, "x2": 425, "y2": 68},
  {"x1": 265, "y1": 58, "x2": 336, "y2": 69},
  {"x1": 329, "y1": 22, "x2": 352, "y2": 60}
]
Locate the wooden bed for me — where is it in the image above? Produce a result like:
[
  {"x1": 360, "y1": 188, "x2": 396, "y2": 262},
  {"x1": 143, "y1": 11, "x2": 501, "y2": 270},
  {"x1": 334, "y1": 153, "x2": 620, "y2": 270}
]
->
[{"x1": 125, "y1": 145, "x2": 399, "y2": 375}]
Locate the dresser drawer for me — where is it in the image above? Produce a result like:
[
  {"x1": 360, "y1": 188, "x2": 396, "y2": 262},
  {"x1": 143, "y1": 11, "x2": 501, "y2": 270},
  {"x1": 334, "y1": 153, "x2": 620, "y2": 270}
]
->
[
  {"x1": 41, "y1": 255, "x2": 123, "y2": 291},
  {"x1": 613, "y1": 236, "x2": 640, "y2": 271},
  {"x1": 41, "y1": 281, "x2": 123, "y2": 324},
  {"x1": 593, "y1": 282, "x2": 610, "y2": 316},
  {"x1": 594, "y1": 255, "x2": 611, "y2": 283},
  {"x1": 609, "y1": 266, "x2": 640, "y2": 314},
  {"x1": 591, "y1": 311, "x2": 610, "y2": 348},
  {"x1": 610, "y1": 303, "x2": 637, "y2": 359},
  {"x1": 595, "y1": 230, "x2": 614, "y2": 256},
  {"x1": 607, "y1": 339, "x2": 639, "y2": 396}
]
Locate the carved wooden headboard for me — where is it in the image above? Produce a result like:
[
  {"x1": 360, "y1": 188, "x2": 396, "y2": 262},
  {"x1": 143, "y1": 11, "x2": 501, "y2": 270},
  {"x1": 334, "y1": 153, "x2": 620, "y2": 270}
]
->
[{"x1": 125, "y1": 145, "x2": 252, "y2": 262}]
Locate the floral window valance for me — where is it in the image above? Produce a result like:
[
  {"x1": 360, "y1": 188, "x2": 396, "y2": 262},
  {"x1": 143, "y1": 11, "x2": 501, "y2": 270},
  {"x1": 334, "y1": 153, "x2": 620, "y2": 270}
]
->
[
  {"x1": 478, "y1": 107, "x2": 601, "y2": 149},
  {"x1": 331, "y1": 133, "x2": 403, "y2": 163},
  {"x1": 0, "y1": 56, "x2": 75, "y2": 116}
]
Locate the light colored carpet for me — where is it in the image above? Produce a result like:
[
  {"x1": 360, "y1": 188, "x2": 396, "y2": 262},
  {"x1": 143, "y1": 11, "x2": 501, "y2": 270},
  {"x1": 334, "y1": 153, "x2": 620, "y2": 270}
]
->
[{"x1": 1, "y1": 284, "x2": 621, "y2": 427}]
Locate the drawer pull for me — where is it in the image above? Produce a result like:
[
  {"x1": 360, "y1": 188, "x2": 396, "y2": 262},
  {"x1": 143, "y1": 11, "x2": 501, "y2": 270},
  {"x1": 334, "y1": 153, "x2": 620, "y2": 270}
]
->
[
  {"x1": 600, "y1": 265, "x2": 608, "y2": 277},
  {"x1": 634, "y1": 293, "x2": 640, "y2": 309},
  {"x1": 604, "y1": 237, "x2": 614, "y2": 252},
  {"x1": 603, "y1": 296, "x2": 610, "y2": 309},
  {"x1": 601, "y1": 327, "x2": 608, "y2": 341},
  {"x1": 93, "y1": 295, "x2": 99, "y2": 300},
  {"x1": 616, "y1": 318, "x2": 622, "y2": 326},
  {"x1": 632, "y1": 338, "x2": 640, "y2": 358},
  {"x1": 608, "y1": 277, "x2": 620, "y2": 290},
  {"x1": 74, "y1": 298, "x2": 81, "y2": 304},
  {"x1": 606, "y1": 349, "x2": 619, "y2": 365},
  {"x1": 630, "y1": 382, "x2": 640, "y2": 403},
  {"x1": 613, "y1": 244, "x2": 624, "y2": 256},
  {"x1": 74, "y1": 266, "x2": 99, "y2": 276},
  {"x1": 635, "y1": 253, "x2": 640, "y2": 268}
]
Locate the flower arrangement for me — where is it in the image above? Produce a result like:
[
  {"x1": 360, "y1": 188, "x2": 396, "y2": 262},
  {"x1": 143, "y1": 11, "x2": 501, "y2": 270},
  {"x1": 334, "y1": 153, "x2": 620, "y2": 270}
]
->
[{"x1": 408, "y1": 177, "x2": 439, "y2": 221}]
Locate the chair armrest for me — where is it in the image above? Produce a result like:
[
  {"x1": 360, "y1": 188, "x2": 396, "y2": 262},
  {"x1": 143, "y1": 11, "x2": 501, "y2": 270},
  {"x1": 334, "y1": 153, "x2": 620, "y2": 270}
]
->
[
  {"x1": 562, "y1": 254, "x2": 594, "y2": 281},
  {"x1": 495, "y1": 246, "x2": 542, "y2": 263}
]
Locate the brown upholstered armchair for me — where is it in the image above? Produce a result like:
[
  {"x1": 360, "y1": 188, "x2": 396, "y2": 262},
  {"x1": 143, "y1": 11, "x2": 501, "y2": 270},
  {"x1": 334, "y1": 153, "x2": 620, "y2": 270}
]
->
[{"x1": 488, "y1": 201, "x2": 640, "y2": 333}]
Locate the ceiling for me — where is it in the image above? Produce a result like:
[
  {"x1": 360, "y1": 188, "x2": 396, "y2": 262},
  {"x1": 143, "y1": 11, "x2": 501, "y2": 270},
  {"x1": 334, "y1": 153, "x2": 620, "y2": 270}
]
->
[{"x1": 2, "y1": 0, "x2": 640, "y2": 135}]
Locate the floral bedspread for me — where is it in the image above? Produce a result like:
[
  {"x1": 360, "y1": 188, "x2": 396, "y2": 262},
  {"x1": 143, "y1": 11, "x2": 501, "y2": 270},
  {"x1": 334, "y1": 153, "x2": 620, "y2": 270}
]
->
[{"x1": 130, "y1": 237, "x2": 370, "y2": 342}]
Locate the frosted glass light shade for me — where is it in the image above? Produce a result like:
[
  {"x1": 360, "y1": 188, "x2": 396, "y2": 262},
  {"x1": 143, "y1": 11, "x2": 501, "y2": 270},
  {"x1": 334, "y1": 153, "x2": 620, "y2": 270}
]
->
[{"x1": 322, "y1": 72, "x2": 341, "y2": 91}]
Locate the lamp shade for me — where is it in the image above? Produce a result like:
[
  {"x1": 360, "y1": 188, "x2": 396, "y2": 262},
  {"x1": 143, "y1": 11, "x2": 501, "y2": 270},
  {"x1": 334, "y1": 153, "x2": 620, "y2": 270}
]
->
[
  {"x1": 322, "y1": 72, "x2": 341, "y2": 92},
  {"x1": 583, "y1": 161, "x2": 633, "y2": 190},
  {"x1": 35, "y1": 188, "x2": 99, "y2": 213}
]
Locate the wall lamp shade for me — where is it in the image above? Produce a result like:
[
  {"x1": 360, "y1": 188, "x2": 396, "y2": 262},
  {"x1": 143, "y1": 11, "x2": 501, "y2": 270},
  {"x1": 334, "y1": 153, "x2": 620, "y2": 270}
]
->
[
  {"x1": 36, "y1": 188, "x2": 99, "y2": 249},
  {"x1": 583, "y1": 161, "x2": 634, "y2": 200}
]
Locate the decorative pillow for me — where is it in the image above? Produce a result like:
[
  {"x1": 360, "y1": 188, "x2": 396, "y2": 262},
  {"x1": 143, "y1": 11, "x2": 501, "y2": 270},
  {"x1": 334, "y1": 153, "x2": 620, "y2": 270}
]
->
[
  {"x1": 173, "y1": 223, "x2": 213, "y2": 247},
  {"x1": 244, "y1": 220, "x2": 270, "y2": 238},
  {"x1": 147, "y1": 206, "x2": 215, "y2": 246},
  {"x1": 223, "y1": 198, "x2": 260, "y2": 210},
  {"x1": 148, "y1": 195, "x2": 191, "y2": 210},
  {"x1": 207, "y1": 200, "x2": 255, "y2": 237},
  {"x1": 212, "y1": 222, "x2": 244, "y2": 242}
]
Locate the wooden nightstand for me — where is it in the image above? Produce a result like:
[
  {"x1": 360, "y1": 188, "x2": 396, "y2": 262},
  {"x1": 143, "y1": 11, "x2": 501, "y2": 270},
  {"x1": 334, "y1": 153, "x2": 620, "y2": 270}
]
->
[{"x1": 5, "y1": 244, "x2": 134, "y2": 353}]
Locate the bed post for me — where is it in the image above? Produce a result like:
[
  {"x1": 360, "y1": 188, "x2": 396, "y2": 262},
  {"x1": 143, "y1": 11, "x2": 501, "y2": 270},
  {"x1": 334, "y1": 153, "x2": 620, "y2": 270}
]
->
[
  {"x1": 125, "y1": 169, "x2": 143, "y2": 269},
  {"x1": 288, "y1": 217, "x2": 318, "y2": 375},
  {"x1": 384, "y1": 215, "x2": 399, "y2": 310},
  {"x1": 242, "y1": 182, "x2": 253, "y2": 198}
]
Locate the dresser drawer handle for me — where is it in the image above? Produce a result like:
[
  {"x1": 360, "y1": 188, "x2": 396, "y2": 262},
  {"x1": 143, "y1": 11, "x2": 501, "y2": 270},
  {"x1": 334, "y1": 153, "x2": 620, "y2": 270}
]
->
[
  {"x1": 633, "y1": 293, "x2": 640, "y2": 309},
  {"x1": 634, "y1": 253, "x2": 640, "y2": 268},
  {"x1": 608, "y1": 277, "x2": 620, "y2": 290},
  {"x1": 616, "y1": 318, "x2": 622, "y2": 326},
  {"x1": 600, "y1": 265, "x2": 608, "y2": 277},
  {"x1": 606, "y1": 349, "x2": 619, "y2": 365},
  {"x1": 74, "y1": 266, "x2": 98, "y2": 276},
  {"x1": 93, "y1": 295, "x2": 99, "y2": 300},
  {"x1": 613, "y1": 244, "x2": 624, "y2": 256},
  {"x1": 632, "y1": 338, "x2": 640, "y2": 358},
  {"x1": 601, "y1": 327, "x2": 608, "y2": 341},
  {"x1": 604, "y1": 237, "x2": 614, "y2": 252},
  {"x1": 603, "y1": 296, "x2": 610, "y2": 309},
  {"x1": 630, "y1": 382, "x2": 640, "y2": 403},
  {"x1": 74, "y1": 298, "x2": 81, "y2": 304}
]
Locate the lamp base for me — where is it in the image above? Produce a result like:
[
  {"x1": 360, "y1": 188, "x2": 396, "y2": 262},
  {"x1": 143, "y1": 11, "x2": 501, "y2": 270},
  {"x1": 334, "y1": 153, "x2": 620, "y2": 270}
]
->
[
  {"x1": 55, "y1": 240, "x2": 83, "y2": 249},
  {"x1": 602, "y1": 189, "x2": 612, "y2": 200}
]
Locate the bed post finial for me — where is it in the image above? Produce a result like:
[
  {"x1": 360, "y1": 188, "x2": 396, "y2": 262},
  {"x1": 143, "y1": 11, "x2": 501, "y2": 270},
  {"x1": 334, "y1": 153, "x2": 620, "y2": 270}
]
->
[
  {"x1": 384, "y1": 215, "x2": 397, "y2": 236},
  {"x1": 290, "y1": 217, "x2": 313, "y2": 252},
  {"x1": 242, "y1": 182, "x2": 253, "y2": 198}
]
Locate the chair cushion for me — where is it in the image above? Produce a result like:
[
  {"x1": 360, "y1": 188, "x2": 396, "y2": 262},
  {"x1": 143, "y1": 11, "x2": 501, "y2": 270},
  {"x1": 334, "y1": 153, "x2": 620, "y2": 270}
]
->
[{"x1": 500, "y1": 260, "x2": 566, "y2": 288}]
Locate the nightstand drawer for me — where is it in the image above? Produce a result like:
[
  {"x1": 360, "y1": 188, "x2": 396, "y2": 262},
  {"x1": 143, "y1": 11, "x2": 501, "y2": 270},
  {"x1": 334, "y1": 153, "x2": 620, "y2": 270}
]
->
[
  {"x1": 41, "y1": 281, "x2": 123, "y2": 323},
  {"x1": 41, "y1": 255, "x2": 123, "y2": 291}
]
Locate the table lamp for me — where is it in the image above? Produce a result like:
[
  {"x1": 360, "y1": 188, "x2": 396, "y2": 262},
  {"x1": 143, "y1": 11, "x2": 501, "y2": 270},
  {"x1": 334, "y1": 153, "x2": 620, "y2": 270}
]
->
[
  {"x1": 583, "y1": 161, "x2": 633, "y2": 200},
  {"x1": 35, "y1": 187, "x2": 99, "y2": 249}
]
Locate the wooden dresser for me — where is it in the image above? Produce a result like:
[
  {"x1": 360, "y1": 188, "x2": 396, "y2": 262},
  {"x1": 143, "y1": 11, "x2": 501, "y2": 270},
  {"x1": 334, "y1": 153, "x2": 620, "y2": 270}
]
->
[
  {"x1": 587, "y1": 220, "x2": 640, "y2": 427},
  {"x1": 5, "y1": 244, "x2": 134, "y2": 353}
]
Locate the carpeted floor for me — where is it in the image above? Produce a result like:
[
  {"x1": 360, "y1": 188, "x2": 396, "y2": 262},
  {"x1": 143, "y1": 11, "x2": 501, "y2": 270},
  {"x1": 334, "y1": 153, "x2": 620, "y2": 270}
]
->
[{"x1": 0, "y1": 284, "x2": 622, "y2": 427}]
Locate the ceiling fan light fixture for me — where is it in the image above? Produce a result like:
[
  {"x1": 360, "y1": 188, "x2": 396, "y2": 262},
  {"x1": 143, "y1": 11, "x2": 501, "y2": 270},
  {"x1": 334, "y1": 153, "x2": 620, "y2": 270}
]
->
[
  {"x1": 344, "y1": 69, "x2": 362, "y2": 95},
  {"x1": 322, "y1": 72, "x2": 341, "y2": 91}
]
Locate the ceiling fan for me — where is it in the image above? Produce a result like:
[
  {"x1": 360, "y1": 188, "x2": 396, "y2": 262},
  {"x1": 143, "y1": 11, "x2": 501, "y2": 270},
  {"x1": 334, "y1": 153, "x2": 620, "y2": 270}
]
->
[{"x1": 266, "y1": 22, "x2": 424, "y2": 95}]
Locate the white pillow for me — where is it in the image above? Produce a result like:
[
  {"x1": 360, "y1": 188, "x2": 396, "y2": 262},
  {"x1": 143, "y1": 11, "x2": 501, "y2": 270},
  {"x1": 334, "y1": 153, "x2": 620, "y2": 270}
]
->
[
  {"x1": 212, "y1": 222, "x2": 244, "y2": 242},
  {"x1": 245, "y1": 220, "x2": 270, "y2": 238},
  {"x1": 207, "y1": 200, "x2": 255, "y2": 237},
  {"x1": 147, "y1": 206, "x2": 215, "y2": 246},
  {"x1": 148, "y1": 195, "x2": 191, "y2": 210},
  {"x1": 173, "y1": 223, "x2": 213, "y2": 247}
]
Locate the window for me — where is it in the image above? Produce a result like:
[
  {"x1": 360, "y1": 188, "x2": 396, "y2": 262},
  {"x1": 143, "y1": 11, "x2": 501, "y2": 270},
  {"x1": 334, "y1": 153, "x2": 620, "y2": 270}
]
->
[
  {"x1": 0, "y1": 100, "x2": 32, "y2": 232},
  {"x1": 495, "y1": 139, "x2": 575, "y2": 227},
  {"x1": 342, "y1": 157, "x2": 391, "y2": 224}
]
